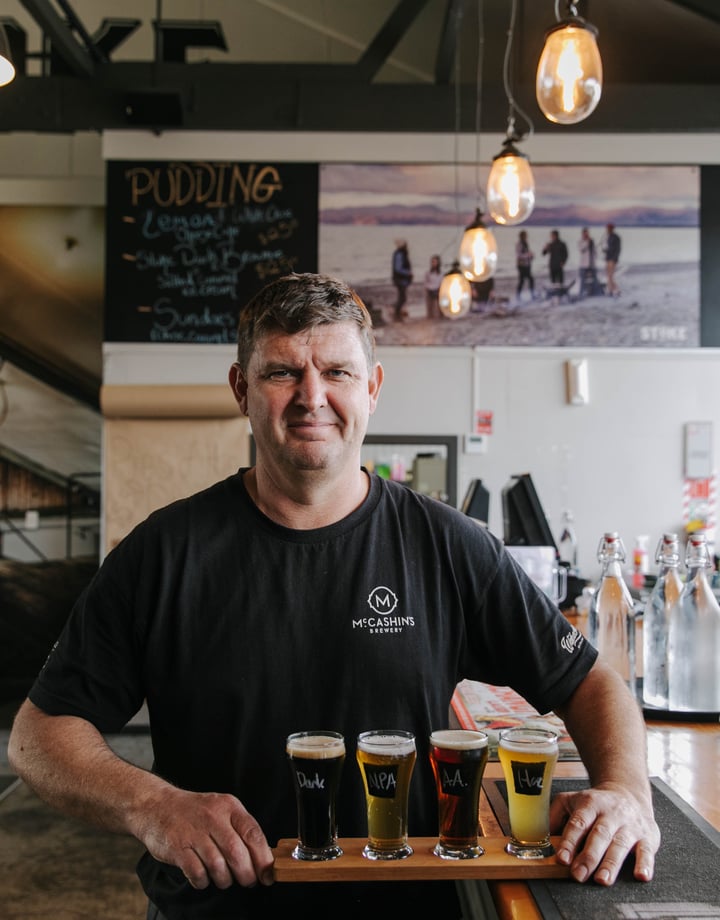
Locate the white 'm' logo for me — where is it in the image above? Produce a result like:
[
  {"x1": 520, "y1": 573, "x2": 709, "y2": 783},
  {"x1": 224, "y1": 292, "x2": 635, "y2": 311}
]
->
[{"x1": 367, "y1": 586, "x2": 398, "y2": 615}]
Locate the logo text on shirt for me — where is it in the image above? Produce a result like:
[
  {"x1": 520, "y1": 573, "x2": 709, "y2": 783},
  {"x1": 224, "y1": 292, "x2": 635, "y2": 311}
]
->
[
  {"x1": 353, "y1": 586, "x2": 415, "y2": 634},
  {"x1": 560, "y1": 625, "x2": 583, "y2": 654}
]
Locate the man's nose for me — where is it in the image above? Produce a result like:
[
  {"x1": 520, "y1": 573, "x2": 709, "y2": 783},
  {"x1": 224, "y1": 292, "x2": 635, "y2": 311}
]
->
[{"x1": 295, "y1": 371, "x2": 326, "y2": 410}]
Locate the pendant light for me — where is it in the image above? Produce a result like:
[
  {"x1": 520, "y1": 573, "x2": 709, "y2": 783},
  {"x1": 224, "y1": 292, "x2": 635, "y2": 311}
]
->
[
  {"x1": 536, "y1": 1, "x2": 602, "y2": 125},
  {"x1": 486, "y1": 0, "x2": 535, "y2": 226},
  {"x1": 459, "y1": 0, "x2": 497, "y2": 282},
  {"x1": 486, "y1": 136, "x2": 535, "y2": 225},
  {"x1": 0, "y1": 25, "x2": 16, "y2": 87},
  {"x1": 459, "y1": 209, "x2": 498, "y2": 282},
  {"x1": 438, "y1": 262, "x2": 473, "y2": 319}
]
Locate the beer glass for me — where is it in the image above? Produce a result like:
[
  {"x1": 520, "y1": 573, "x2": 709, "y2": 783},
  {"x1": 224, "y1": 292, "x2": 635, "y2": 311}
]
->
[
  {"x1": 356, "y1": 730, "x2": 416, "y2": 860},
  {"x1": 286, "y1": 731, "x2": 345, "y2": 861},
  {"x1": 498, "y1": 727, "x2": 559, "y2": 858},
  {"x1": 429, "y1": 729, "x2": 489, "y2": 859}
]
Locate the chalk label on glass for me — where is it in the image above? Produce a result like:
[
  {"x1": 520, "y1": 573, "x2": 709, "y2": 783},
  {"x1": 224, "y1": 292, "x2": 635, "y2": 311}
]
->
[
  {"x1": 438, "y1": 761, "x2": 475, "y2": 796},
  {"x1": 363, "y1": 764, "x2": 399, "y2": 798},
  {"x1": 510, "y1": 760, "x2": 545, "y2": 796}
]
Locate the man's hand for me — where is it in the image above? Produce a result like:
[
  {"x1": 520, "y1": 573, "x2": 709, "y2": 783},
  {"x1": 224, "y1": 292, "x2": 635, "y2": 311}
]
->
[
  {"x1": 134, "y1": 785, "x2": 275, "y2": 890},
  {"x1": 8, "y1": 702, "x2": 274, "y2": 890},
  {"x1": 554, "y1": 661, "x2": 662, "y2": 886},
  {"x1": 550, "y1": 781, "x2": 660, "y2": 885}
]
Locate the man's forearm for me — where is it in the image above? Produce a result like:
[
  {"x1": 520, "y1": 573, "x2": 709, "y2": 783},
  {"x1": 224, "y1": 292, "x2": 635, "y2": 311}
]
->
[
  {"x1": 556, "y1": 660, "x2": 652, "y2": 804},
  {"x1": 8, "y1": 699, "x2": 169, "y2": 838}
]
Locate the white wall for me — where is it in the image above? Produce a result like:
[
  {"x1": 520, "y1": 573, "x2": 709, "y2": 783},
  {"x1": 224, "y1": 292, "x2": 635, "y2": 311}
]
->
[
  {"x1": 371, "y1": 346, "x2": 720, "y2": 581},
  {"x1": 104, "y1": 341, "x2": 720, "y2": 582}
]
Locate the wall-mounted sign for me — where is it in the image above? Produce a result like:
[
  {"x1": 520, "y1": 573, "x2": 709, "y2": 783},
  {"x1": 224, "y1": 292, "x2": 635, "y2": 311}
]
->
[{"x1": 105, "y1": 160, "x2": 319, "y2": 344}]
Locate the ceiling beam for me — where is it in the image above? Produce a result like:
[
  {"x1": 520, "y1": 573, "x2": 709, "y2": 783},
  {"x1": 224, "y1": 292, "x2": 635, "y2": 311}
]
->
[
  {"x1": 0, "y1": 66, "x2": 718, "y2": 134},
  {"x1": 666, "y1": 0, "x2": 720, "y2": 24},
  {"x1": 355, "y1": 0, "x2": 434, "y2": 81},
  {"x1": 19, "y1": 0, "x2": 95, "y2": 76}
]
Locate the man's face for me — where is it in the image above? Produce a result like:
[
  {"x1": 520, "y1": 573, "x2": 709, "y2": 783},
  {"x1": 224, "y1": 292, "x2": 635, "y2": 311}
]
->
[{"x1": 230, "y1": 322, "x2": 383, "y2": 476}]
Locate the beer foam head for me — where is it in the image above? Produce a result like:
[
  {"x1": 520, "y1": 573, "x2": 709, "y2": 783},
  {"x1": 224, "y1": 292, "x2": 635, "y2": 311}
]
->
[
  {"x1": 498, "y1": 727, "x2": 558, "y2": 754},
  {"x1": 357, "y1": 730, "x2": 415, "y2": 756},
  {"x1": 430, "y1": 729, "x2": 488, "y2": 750},
  {"x1": 286, "y1": 732, "x2": 345, "y2": 759}
]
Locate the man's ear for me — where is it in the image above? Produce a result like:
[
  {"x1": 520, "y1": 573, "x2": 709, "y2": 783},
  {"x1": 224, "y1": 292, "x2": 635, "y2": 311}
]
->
[
  {"x1": 229, "y1": 363, "x2": 249, "y2": 415},
  {"x1": 368, "y1": 362, "x2": 384, "y2": 415}
]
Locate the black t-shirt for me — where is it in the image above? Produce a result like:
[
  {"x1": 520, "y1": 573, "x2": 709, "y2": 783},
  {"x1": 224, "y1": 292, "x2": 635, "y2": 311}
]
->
[{"x1": 30, "y1": 471, "x2": 596, "y2": 918}]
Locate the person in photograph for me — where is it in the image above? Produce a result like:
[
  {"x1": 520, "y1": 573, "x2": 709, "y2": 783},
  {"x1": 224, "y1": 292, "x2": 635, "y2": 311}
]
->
[
  {"x1": 542, "y1": 229, "x2": 569, "y2": 286},
  {"x1": 8, "y1": 273, "x2": 660, "y2": 920},
  {"x1": 423, "y1": 253, "x2": 443, "y2": 319},
  {"x1": 578, "y1": 227, "x2": 597, "y2": 297},
  {"x1": 602, "y1": 223, "x2": 622, "y2": 297},
  {"x1": 391, "y1": 238, "x2": 413, "y2": 321},
  {"x1": 515, "y1": 230, "x2": 535, "y2": 301}
]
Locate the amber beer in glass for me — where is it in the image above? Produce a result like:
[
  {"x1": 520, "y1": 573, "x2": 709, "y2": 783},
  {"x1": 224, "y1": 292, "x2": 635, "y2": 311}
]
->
[
  {"x1": 286, "y1": 731, "x2": 345, "y2": 860},
  {"x1": 356, "y1": 730, "x2": 416, "y2": 860},
  {"x1": 498, "y1": 727, "x2": 559, "y2": 858},
  {"x1": 429, "y1": 729, "x2": 489, "y2": 859}
]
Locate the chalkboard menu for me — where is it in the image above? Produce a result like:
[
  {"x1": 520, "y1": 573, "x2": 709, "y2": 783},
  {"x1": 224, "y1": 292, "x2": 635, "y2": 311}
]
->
[{"x1": 104, "y1": 160, "x2": 319, "y2": 343}]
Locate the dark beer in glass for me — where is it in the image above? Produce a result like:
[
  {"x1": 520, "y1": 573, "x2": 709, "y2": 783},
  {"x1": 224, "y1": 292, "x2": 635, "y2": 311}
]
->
[
  {"x1": 429, "y1": 729, "x2": 489, "y2": 859},
  {"x1": 286, "y1": 731, "x2": 345, "y2": 860}
]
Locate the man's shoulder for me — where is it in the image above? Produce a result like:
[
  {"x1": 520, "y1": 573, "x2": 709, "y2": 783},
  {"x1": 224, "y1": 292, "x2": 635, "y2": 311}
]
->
[{"x1": 130, "y1": 472, "x2": 243, "y2": 538}]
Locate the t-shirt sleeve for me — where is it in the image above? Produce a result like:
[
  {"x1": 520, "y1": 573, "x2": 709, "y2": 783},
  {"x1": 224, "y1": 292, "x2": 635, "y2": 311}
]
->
[
  {"x1": 458, "y1": 528, "x2": 597, "y2": 715},
  {"x1": 28, "y1": 534, "x2": 146, "y2": 733}
]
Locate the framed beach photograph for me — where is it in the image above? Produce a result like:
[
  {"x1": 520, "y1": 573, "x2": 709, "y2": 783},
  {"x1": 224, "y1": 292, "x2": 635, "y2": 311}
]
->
[{"x1": 318, "y1": 163, "x2": 700, "y2": 348}]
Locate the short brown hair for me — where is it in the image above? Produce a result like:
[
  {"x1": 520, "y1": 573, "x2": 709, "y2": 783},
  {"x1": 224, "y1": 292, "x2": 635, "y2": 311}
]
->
[{"x1": 236, "y1": 273, "x2": 376, "y2": 373}]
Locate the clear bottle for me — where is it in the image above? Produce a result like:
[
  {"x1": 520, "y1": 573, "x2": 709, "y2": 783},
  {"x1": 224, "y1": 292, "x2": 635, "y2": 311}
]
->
[
  {"x1": 558, "y1": 510, "x2": 579, "y2": 575},
  {"x1": 588, "y1": 532, "x2": 636, "y2": 686},
  {"x1": 642, "y1": 533, "x2": 682, "y2": 709},
  {"x1": 667, "y1": 532, "x2": 720, "y2": 712}
]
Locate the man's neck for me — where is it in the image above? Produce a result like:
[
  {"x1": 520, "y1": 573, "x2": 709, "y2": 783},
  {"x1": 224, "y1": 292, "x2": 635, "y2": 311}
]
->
[{"x1": 243, "y1": 465, "x2": 370, "y2": 529}]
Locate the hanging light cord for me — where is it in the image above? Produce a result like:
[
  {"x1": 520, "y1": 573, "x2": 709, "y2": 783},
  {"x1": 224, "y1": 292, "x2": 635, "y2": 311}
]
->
[
  {"x1": 473, "y1": 0, "x2": 485, "y2": 205},
  {"x1": 502, "y1": 0, "x2": 534, "y2": 143},
  {"x1": 439, "y1": 1, "x2": 466, "y2": 266}
]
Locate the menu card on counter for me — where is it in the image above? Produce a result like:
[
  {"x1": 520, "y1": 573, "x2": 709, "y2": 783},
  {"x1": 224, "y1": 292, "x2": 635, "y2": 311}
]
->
[{"x1": 104, "y1": 160, "x2": 319, "y2": 344}]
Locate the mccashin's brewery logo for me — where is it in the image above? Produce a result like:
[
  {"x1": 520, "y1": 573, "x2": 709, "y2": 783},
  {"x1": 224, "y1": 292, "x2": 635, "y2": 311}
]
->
[{"x1": 353, "y1": 586, "x2": 415, "y2": 635}]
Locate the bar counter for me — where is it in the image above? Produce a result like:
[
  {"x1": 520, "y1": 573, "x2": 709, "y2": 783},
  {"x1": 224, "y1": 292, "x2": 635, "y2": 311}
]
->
[{"x1": 484, "y1": 717, "x2": 720, "y2": 919}]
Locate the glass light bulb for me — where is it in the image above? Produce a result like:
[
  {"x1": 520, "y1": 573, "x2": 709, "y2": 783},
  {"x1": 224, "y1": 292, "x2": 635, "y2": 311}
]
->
[
  {"x1": 536, "y1": 22, "x2": 602, "y2": 125},
  {"x1": 459, "y1": 222, "x2": 498, "y2": 282},
  {"x1": 0, "y1": 26, "x2": 15, "y2": 87},
  {"x1": 438, "y1": 269, "x2": 472, "y2": 319},
  {"x1": 487, "y1": 151, "x2": 535, "y2": 225},
  {"x1": 0, "y1": 53, "x2": 14, "y2": 87}
]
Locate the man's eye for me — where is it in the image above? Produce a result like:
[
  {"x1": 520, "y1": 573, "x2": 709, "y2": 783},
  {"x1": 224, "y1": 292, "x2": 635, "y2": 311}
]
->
[{"x1": 327, "y1": 369, "x2": 349, "y2": 378}]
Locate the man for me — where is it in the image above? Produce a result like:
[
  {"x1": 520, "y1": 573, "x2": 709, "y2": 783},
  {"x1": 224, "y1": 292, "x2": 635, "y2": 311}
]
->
[
  {"x1": 9, "y1": 273, "x2": 659, "y2": 919},
  {"x1": 603, "y1": 223, "x2": 622, "y2": 296},
  {"x1": 542, "y1": 229, "x2": 568, "y2": 286},
  {"x1": 391, "y1": 238, "x2": 413, "y2": 321}
]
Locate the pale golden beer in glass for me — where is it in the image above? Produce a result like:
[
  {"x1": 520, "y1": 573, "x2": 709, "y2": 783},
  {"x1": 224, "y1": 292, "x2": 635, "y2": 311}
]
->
[
  {"x1": 286, "y1": 731, "x2": 345, "y2": 860},
  {"x1": 429, "y1": 729, "x2": 489, "y2": 859},
  {"x1": 356, "y1": 730, "x2": 416, "y2": 860},
  {"x1": 498, "y1": 727, "x2": 559, "y2": 858}
]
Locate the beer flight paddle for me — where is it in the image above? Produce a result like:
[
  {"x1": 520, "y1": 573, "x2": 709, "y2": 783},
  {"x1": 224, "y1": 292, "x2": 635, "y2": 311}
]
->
[
  {"x1": 272, "y1": 836, "x2": 571, "y2": 881},
  {"x1": 281, "y1": 727, "x2": 569, "y2": 881}
]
